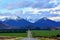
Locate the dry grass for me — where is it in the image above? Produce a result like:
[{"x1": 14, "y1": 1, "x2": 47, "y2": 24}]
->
[{"x1": 0, "y1": 37, "x2": 59, "y2": 40}]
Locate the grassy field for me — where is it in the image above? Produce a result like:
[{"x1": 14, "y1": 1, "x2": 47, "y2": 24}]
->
[
  {"x1": 32, "y1": 30, "x2": 60, "y2": 37},
  {"x1": 0, "y1": 30, "x2": 60, "y2": 37},
  {"x1": 0, "y1": 33, "x2": 27, "y2": 37}
]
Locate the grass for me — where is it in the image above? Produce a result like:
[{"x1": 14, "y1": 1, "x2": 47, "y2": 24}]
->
[
  {"x1": 0, "y1": 30, "x2": 60, "y2": 37},
  {"x1": 0, "y1": 33, "x2": 27, "y2": 37},
  {"x1": 32, "y1": 30, "x2": 60, "y2": 37}
]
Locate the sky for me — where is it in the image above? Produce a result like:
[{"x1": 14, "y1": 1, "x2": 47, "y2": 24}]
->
[{"x1": 0, "y1": 0, "x2": 60, "y2": 22}]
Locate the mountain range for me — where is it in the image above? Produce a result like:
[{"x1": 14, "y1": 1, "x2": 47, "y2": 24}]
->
[
  {"x1": 0, "y1": 17, "x2": 60, "y2": 30},
  {"x1": 33, "y1": 18, "x2": 60, "y2": 29}
]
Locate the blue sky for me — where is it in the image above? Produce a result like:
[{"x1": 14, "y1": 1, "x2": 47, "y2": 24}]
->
[{"x1": 0, "y1": 0, "x2": 60, "y2": 22}]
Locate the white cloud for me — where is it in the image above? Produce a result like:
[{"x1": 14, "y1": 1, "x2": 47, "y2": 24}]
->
[
  {"x1": 50, "y1": 11, "x2": 60, "y2": 14},
  {"x1": 22, "y1": 7, "x2": 41, "y2": 14},
  {"x1": 54, "y1": 4, "x2": 60, "y2": 10},
  {"x1": 49, "y1": 0, "x2": 59, "y2": 5},
  {"x1": 0, "y1": 16, "x2": 9, "y2": 21},
  {"x1": 21, "y1": 5, "x2": 60, "y2": 15},
  {"x1": 50, "y1": 4, "x2": 60, "y2": 11},
  {"x1": 21, "y1": 7, "x2": 53, "y2": 14},
  {"x1": 0, "y1": 4, "x2": 60, "y2": 15},
  {"x1": 48, "y1": 16, "x2": 60, "y2": 21},
  {"x1": 0, "y1": 4, "x2": 60, "y2": 22},
  {"x1": 21, "y1": 6, "x2": 60, "y2": 15},
  {"x1": 50, "y1": 0, "x2": 56, "y2": 3},
  {"x1": 0, "y1": 16, "x2": 17, "y2": 20},
  {"x1": 49, "y1": 5, "x2": 60, "y2": 15},
  {"x1": 0, "y1": 16, "x2": 6, "y2": 19}
]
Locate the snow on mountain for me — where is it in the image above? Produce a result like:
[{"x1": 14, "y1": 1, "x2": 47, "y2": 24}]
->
[
  {"x1": 0, "y1": 15, "x2": 22, "y2": 21},
  {"x1": 1, "y1": 17, "x2": 60, "y2": 29},
  {"x1": 34, "y1": 17, "x2": 60, "y2": 29}
]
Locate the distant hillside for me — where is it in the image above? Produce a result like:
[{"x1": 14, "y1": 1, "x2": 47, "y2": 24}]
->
[
  {"x1": 34, "y1": 17, "x2": 60, "y2": 29},
  {"x1": 1, "y1": 17, "x2": 60, "y2": 30},
  {"x1": 0, "y1": 21, "x2": 10, "y2": 29}
]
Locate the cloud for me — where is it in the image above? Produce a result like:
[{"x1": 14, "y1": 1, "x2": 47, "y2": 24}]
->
[
  {"x1": 0, "y1": 7, "x2": 59, "y2": 18},
  {"x1": 49, "y1": 5, "x2": 60, "y2": 15},
  {"x1": 0, "y1": 15, "x2": 17, "y2": 20},
  {"x1": 0, "y1": 0, "x2": 60, "y2": 22},
  {"x1": 50, "y1": 11, "x2": 60, "y2": 15},
  {"x1": 49, "y1": 0, "x2": 60, "y2": 5},
  {"x1": 22, "y1": 7, "x2": 41, "y2": 14},
  {"x1": 0, "y1": 0, "x2": 59, "y2": 10},
  {"x1": 48, "y1": 16, "x2": 60, "y2": 21}
]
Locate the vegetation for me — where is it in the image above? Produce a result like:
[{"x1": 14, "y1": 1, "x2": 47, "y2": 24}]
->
[
  {"x1": 0, "y1": 30, "x2": 60, "y2": 37},
  {"x1": 32, "y1": 30, "x2": 60, "y2": 37},
  {"x1": 0, "y1": 33, "x2": 27, "y2": 37},
  {"x1": 0, "y1": 29, "x2": 26, "y2": 33}
]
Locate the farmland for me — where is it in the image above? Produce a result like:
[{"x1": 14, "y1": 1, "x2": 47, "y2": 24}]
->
[
  {"x1": 0, "y1": 30, "x2": 60, "y2": 37},
  {"x1": 0, "y1": 30, "x2": 60, "y2": 40},
  {"x1": 32, "y1": 30, "x2": 60, "y2": 37}
]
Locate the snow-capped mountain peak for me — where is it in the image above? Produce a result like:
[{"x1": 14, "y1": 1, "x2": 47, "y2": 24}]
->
[{"x1": 0, "y1": 16, "x2": 23, "y2": 21}]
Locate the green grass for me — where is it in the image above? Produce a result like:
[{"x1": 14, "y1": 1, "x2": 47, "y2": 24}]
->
[
  {"x1": 0, "y1": 30, "x2": 60, "y2": 37},
  {"x1": 32, "y1": 30, "x2": 60, "y2": 37},
  {"x1": 0, "y1": 33, "x2": 27, "y2": 37}
]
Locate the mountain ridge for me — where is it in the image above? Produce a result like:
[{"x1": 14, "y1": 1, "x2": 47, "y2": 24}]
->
[{"x1": 0, "y1": 17, "x2": 60, "y2": 29}]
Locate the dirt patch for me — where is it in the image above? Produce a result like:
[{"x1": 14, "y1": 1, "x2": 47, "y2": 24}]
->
[
  {"x1": 0, "y1": 36, "x2": 16, "y2": 40},
  {"x1": 34, "y1": 36, "x2": 60, "y2": 40}
]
